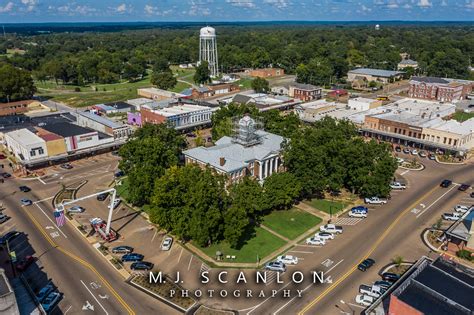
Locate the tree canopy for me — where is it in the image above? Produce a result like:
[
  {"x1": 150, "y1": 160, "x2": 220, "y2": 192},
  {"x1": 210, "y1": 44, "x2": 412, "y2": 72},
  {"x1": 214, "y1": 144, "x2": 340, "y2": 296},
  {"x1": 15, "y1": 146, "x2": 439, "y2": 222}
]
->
[
  {"x1": 194, "y1": 61, "x2": 211, "y2": 84},
  {"x1": 251, "y1": 77, "x2": 270, "y2": 93},
  {"x1": 0, "y1": 63, "x2": 36, "y2": 102}
]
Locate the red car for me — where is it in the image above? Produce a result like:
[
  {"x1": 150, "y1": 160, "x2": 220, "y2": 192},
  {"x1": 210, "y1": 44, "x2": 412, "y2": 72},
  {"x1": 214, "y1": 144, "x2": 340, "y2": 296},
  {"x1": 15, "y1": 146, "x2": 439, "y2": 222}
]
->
[
  {"x1": 16, "y1": 256, "x2": 35, "y2": 271},
  {"x1": 0, "y1": 154, "x2": 6, "y2": 159}
]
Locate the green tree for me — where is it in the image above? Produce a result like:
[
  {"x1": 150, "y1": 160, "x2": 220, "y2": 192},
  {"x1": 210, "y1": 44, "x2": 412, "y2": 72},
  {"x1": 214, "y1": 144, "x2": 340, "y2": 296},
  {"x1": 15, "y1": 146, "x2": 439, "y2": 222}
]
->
[
  {"x1": 392, "y1": 255, "x2": 404, "y2": 268},
  {"x1": 194, "y1": 61, "x2": 211, "y2": 84},
  {"x1": 224, "y1": 204, "x2": 249, "y2": 248},
  {"x1": 251, "y1": 77, "x2": 270, "y2": 93},
  {"x1": 264, "y1": 173, "x2": 302, "y2": 210},
  {"x1": 151, "y1": 71, "x2": 177, "y2": 90},
  {"x1": 0, "y1": 63, "x2": 36, "y2": 102},
  {"x1": 229, "y1": 177, "x2": 265, "y2": 220},
  {"x1": 123, "y1": 63, "x2": 143, "y2": 82}
]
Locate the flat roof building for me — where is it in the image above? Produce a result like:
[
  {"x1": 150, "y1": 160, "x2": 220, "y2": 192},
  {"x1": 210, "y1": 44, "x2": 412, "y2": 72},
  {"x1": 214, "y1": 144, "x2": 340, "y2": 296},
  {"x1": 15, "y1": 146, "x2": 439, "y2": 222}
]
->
[
  {"x1": 409, "y1": 76, "x2": 473, "y2": 102},
  {"x1": 348, "y1": 68, "x2": 404, "y2": 87},
  {"x1": 137, "y1": 87, "x2": 186, "y2": 101},
  {"x1": 4, "y1": 129, "x2": 48, "y2": 162},
  {"x1": 76, "y1": 111, "x2": 131, "y2": 140},
  {"x1": 140, "y1": 103, "x2": 216, "y2": 130}
]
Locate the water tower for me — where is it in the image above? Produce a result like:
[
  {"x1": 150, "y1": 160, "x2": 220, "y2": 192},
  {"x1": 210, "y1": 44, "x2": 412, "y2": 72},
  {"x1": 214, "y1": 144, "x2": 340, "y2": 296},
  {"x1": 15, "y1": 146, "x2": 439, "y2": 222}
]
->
[{"x1": 199, "y1": 26, "x2": 219, "y2": 77}]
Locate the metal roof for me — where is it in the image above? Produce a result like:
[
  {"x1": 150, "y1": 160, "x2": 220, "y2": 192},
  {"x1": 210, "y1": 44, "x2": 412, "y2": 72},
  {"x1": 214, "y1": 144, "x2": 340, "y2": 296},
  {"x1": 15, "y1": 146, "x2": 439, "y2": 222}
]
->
[
  {"x1": 411, "y1": 76, "x2": 450, "y2": 84},
  {"x1": 78, "y1": 111, "x2": 124, "y2": 129},
  {"x1": 349, "y1": 68, "x2": 404, "y2": 77}
]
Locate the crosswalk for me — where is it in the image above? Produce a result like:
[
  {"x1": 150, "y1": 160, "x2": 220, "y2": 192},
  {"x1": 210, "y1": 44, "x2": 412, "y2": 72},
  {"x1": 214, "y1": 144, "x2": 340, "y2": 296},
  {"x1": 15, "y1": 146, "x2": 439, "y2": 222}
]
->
[
  {"x1": 331, "y1": 217, "x2": 363, "y2": 226},
  {"x1": 200, "y1": 262, "x2": 210, "y2": 274}
]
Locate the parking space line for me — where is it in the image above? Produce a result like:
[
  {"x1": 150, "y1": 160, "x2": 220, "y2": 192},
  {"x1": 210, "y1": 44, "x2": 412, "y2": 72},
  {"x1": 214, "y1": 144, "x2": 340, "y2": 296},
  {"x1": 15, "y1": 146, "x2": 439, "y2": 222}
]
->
[
  {"x1": 34, "y1": 204, "x2": 68, "y2": 238},
  {"x1": 33, "y1": 196, "x2": 54, "y2": 204},
  {"x1": 288, "y1": 250, "x2": 313, "y2": 254},
  {"x1": 177, "y1": 248, "x2": 184, "y2": 263},
  {"x1": 348, "y1": 302, "x2": 365, "y2": 309},
  {"x1": 416, "y1": 185, "x2": 457, "y2": 218},
  {"x1": 80, "y1": 280, "x2": 109, "y2": 315},
  {"x1": 64, "y1": 305, "x2": 72, "y2": 314},
  {"x1": 151, "y1": 229, "x2": 158, "y2": 243},
  {"x1": 187, "y1": 255, "x2": 193, "y2": 271}
]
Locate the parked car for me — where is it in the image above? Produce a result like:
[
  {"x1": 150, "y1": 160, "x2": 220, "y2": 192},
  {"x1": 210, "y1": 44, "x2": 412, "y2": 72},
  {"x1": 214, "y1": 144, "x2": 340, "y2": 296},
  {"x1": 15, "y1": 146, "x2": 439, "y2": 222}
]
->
[
  {"x1": 111, "y1": 151, "x2": 119, "y2": 156},
  {"x1": 114, "y1": 170, "x2": 125, "y2": 178},
  {"x1": 0, "y1": 154, "x2": 6, "y2": 159},
  {"x1": 454, "y1": 205, "x2": 470, "y2": 213},
  {"x1": 403, "y1": 148, "x2": 410, "y2": 154},
  {"x1": 458, "y1": 184, "x2": 470, "y2": 191},
  {"x1": 60, "y1": 163, "x2": 73, "y2": 169},
  {"x1": 16, "y1": 255, "x2": 35, "y2": 271},
  {"x1": 0, "y1": 231, "x2": 21, "y2": 245},
  {"x1": 396, "y1": 157, "x2": 404, "y2": 164},
  {"x1": 121, "y1": 253, "x2": 144, "y2": 262},
  {"x1": 428, "y1": 153, "x2": 436, "y2": 160},
  {"x1": 265, "y1": 261, "x2": 286, "y2": 273},
  {"x1": 68, "y1": 206, "x2": 85, "y2": 213},
  {"x1": 41, "y1": 291, "x2": 61, "y2": 312},
  {"x1": 131, "y1": 261, "x2": 154, "y2": 270},
  {"x1": 161, "y1": 237, "x2": 173, "y2": 251},
  {"x1": 97, "y1": 192, "x2": 109, "y2": 201},
  {"x1": 418, "y1": 151, "x2": 427, "y2": 158},
  {"x1": 0, "y1": 215, "x2": 9, "y2": 224},
  {"x1": 112, "y1": 198, "x2": 121, "y2": 209},
  {"x1": 395, "y1": 146, "x2": 401, "y2": 152},
  {"x1": 112, "y1": 246, "x2": 134, "y2": 254},
  {"x1": 471, "y1": 192, "x2": 474, "y2": 198},
  {"x1": 20, "y1": 198, "x2": 32, "y2": 206},
  {"x1": 351, "y1": 206, "x2": 369, "y2": 213},
  {"x1": 320, "y1": 224, "x2": 343, "y2": 234},
  {"x1": 411, "y1": 149, "x2": 418, "y2": 155},
  {"x1": 349, "y1": 211, "x2": 368, "y2": 218},
  {"x1": 364, "y1": 197, "x2": 387, "y2": 204},
  {"x1": 359, "y1": 284, "x2": 384, "y2": 298},
  {"x1": 277, "y1": 255, "x2": 298, "y2": 265},
  {"x1": 36, "y1": 284, "x2": 54, "y2": 303},
  {"x1": 355, "y1": 294, "x2": 375, "y2": 307},
  {"x1": 390, "y1": 182, "x2": 406, "y2": 190},
  {"x1": 19, "y1": 186, "x2": 31, "y2": 192},
  {"x1": 442, "y1": 212, "x2": 462, "y2": 221},
  {"x1": 358, "y1": 258, "x2": 375, "y2": 271},
  {"x1": 374, "y1": 280, "x2": 392, "y2": 290},
  {"x1": 314, "y1": 232, "x2": 334, "y2": 240},
  {"x1": 381, "y1": 272, "x2": 400, "y2": 282},
  {"x1": 305, "y1": 237, "x2": 326, "y2": 246},
  {"x1": 1, "y1": 172, "x2": 11, "y2": 178},
  {"x1": 440, "y1": 179, "x2": 452, "y2": 188}
]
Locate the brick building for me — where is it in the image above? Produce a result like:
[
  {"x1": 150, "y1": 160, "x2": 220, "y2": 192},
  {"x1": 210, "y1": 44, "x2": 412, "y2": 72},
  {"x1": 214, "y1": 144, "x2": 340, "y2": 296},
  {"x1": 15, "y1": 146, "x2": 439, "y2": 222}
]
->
[
  {"x1": 288, "y1": 83, "x2": 322, "y2": 102},
  {"x1": 249, "y1": 68, "x2": 285, "y2": 78},
  {"x1": 408, "y1": 77, "x2": 473, "y2": 102}
]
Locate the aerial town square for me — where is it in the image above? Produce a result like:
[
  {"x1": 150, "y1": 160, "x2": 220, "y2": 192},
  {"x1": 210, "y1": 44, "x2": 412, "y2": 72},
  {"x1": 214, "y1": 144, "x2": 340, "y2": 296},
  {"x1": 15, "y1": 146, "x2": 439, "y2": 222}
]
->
[{"x1": 0, "y1": 1, "x2": 473, "y2": 314}]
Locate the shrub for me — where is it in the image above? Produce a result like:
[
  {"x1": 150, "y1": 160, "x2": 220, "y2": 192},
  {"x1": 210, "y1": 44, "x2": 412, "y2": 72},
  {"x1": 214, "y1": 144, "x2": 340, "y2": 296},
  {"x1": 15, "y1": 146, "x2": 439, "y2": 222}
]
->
[
  {"x1": 74, "y1": 87, "x2": 81, "y2": 92},
  {"x1": 456, "y1": 249, "x2": 473, "y2": 261}
]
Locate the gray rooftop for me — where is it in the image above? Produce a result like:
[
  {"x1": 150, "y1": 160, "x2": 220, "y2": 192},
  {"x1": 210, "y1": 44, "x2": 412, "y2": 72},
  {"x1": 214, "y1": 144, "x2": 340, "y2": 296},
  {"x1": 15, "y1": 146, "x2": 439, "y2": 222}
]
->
[
  {"x1": 183, "y1": 129, "x2": 284, "y2": 173},
  {"x1": 446, "y1": 208, "x2": 474, "y2": 242},
  {"x1": 399, "y1": 59, "x2": 418, "y2": 65},
  {"x1": 290, "y1": 83, "x2": 321, "y2": 91},
  {"x1": 349, "y1": 68, "x2": 404, "y2": 77},
  {"x1": 411, "y1": 76, "x2": 450, "y2": 84},
  {"x1": 77, "y1": 111, "x2": 124, "y2": 129}
]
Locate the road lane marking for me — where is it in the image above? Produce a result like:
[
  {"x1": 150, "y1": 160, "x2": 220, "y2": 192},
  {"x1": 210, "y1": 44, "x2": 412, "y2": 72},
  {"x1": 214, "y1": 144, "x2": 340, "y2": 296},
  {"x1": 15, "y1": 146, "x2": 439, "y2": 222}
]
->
[
  {"x1": 246, "y1": 281, "x2": 293, "y2": 314},
  {"x1": 20, "y1": 201, "x2": 135, "y2": 314},
  {"x1": 326, "y1": 259, "x2": 344, "y2": 273},
  {"x1": 80, "y1": 280, "x2": 109, "y2": 314},
  {"x1": 33, "y1": 196, "x2": 54, "y2": 204},
  {"x1": 34, "y1": 203, "x2": 68, "y2": 238},
  {"x1": 36, "y1": 177, "x2": 47, "y2": 185},
  {"x1": 416, "y1": 184, "x2": 457, "y2": 218},
  {"x1": 298, "y1": 183, "x2": 442, "y2": 314}
]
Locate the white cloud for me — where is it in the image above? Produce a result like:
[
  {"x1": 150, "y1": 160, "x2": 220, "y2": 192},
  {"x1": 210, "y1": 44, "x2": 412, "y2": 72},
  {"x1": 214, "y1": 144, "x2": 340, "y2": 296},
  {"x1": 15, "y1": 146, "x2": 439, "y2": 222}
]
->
[
  {"x1": 0, "y1": 1, "x2": 14, "y2": 13},
  {"x1": 21, "y1": 0, "x2": 37, "y2": 12},
  {"x1": 466, "y1": 0, "x2": 474, "y2": 9},
  {"x1": 263, "y1": 0, "x2": 289, "y2": 9},
  {"x1": 188, "y1": 0, "x2": 211, "y2": 16},
  {"x1": 403, "y1": 3, "x2": 412, "y2": 8},
  {"x1": 387, "y1": 3, "x2": 399, "y2": 8},
  {"x1": 225, "y1": 0, "x2": 256, "y2": 8},
  {"x1": 417, "y1": 0, "x2": 432, "y2": 7},
  {"x1": 144, "y1": 4, "x2": 157, "y2": 14},
  {"x1": 50, "y1": 4, "x2": 96, "y2": 15},
  {"x1": 361, "y1": 4, "x2": 372, "y2": 12},
  {"x1": 115, "y1": 3, "x2": 131, "y2": 13}
]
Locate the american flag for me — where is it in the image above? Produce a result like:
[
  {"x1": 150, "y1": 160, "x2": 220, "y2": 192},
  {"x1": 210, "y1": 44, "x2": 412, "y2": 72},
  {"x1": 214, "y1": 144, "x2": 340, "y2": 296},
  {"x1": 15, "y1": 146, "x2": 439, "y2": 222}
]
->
[{"x1": 53, "y1": 208, "x2": 66, "y2": 227}]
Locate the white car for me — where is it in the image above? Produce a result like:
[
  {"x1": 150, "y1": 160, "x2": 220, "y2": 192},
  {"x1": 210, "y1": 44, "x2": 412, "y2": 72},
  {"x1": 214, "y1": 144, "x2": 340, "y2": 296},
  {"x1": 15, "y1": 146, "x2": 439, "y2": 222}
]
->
[
  {"x1": 454, "y1": 205, "x2": 470, "y2": 213},
  {"x1": 277, "y1": 255, "x2": 298, "y2": 265},
  {"x1": 305, "y1": 237, "x2": 326, "y2": 246},
  {"x1": 442, "y1": 212, "x2": 462, "y2": 221},
  {"x1": 355, "y1": 294, "x2": 375, "y2": 306},
  {"x1": 314, "y1": 232, "x2": 334, "y2": 240},
  {"x1": 390, "y1": 182, "x2": 406, "y2": 190},
  {"x1": 396, "y1": 157, "x2": 404, "y2": 164},
  {"x1": 68, "y1": 206, "x2": 85, "y2": 213},
  {"x1": 411, "y1": 149, "x2": 418, "y2": 155},
  {"x1": 349, "y1": 211, "x2": 367, "y2": 218},
  {"x1": 161, "y1": 236, "x2": 173, "y2": 251},
  {"x1": 364, "y1": 197, "x2": 387, "y2": 204},
  {"x1": 112, "y1": 198, "x2": 121, "y2": 209},
  {"x1": 320, "y1": 224, "x2": 343, "y2": 234}
]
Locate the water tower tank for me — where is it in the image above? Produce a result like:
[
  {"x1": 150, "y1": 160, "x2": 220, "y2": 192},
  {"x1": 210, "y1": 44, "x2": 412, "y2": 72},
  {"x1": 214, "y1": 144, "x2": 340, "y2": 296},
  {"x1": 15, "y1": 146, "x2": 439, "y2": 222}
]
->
[{"x1": 199, "y1": 26, "x2": 219, "y2": 77}]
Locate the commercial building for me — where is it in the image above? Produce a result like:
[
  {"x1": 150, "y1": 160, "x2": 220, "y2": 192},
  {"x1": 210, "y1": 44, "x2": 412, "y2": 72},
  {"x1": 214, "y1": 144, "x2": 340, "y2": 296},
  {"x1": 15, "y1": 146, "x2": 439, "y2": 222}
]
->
[
  {"x1": 365, "y1": 256, "x2": 474, "y2": 315},
  {"x1": 408, "y1": 77, "x2": 473, "y2": 102},
  {"x1": 397, "y1": 59, "x2": 419, "y2": 70},
  {"x1": 137, "y1": 87, "x2": 186, "y2": 101},
  {"x1": 35, "y1": 127, "x2": 68, "y2": 157},
  {"x1": 4, "y1": 129, "x2": 48, "y2": 162},
  {"x1": 181, "y1": 83, "x2": 240, "y2": 99},
  {"x1": 445, "y1": 207, "x2": 474, "y2": 253},
  {"x1": 271, "y1": 86, "x2": 289, "y2": 96},
  {"x1": 92, "y1": 102, "x2": 135, "y2": 115},
  {"x1": 288, "y1": 83, "x2": 322, "y2": 102},
  {"x1": 0, "y1": 100, "x2": 47, "y2": 116},
  {"x1": 249, "y1": 68, "x2": 285, "y2": 78},
  {"x1": 348, "y1": 97, "x2": 383, "y2": 111},
  {"x1": 294, "y1": 99, "x2": 347, "y2": 122},
  {"x1": 183, "y1": 115, "x2": 285, "y2": 183},
  {"x1": 76, "y1": 111, "x2": 131, "y2": 140},
  {"x1": 0, "y1": 268, "x2": 20, "y2": 315},
  {"x1": 225, "y1": 93, "x2": 300, "y2": 111},
  {"x1": 347, "y1": 68, "x2": 404, "y2": 88},
  {"x1": 140, "y1": 103, "x2": 216, "y2": 130}
]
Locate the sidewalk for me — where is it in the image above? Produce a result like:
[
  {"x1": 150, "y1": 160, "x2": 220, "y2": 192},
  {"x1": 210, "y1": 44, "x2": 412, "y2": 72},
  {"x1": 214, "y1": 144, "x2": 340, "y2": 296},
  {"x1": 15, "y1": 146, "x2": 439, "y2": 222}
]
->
[{"x1": 295, "y1": 202, "x2": 331, "y2": 220}]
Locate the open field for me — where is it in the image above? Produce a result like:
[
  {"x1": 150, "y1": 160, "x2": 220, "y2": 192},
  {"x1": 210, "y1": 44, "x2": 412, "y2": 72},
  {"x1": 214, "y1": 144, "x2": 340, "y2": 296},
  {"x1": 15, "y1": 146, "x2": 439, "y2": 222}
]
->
[
  {"x1": 197, "y1": 226, "x2": 286, "y2": 264},
  {"x1": 262, "y1": 208, "x2": 322, "y2": 240},
  {"x1": 306, "y1": 199, "x2": 348, "y2": 214}
]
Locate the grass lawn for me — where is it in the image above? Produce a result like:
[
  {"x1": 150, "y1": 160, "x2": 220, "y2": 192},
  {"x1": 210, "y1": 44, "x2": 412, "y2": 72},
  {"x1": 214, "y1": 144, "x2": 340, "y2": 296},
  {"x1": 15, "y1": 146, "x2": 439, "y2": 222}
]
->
[
  {"x1": 171, "y1": 81, "x2": 192, "y2": 93},
  {"x1": 236, "y1": 77, "x2": 254, "y2": 90},
  {"x1": 306, "y1": 199, "x2": 348, "y2": 215},
  {"x1": 197, "y1": 226, "x2": 286, "y2": 264},
  {"x1": 262, "y1": 208, "x2": 322, "y2": 240},
  {"x1": 453, "y1": 111, "x2": 474, "y2": 122}
]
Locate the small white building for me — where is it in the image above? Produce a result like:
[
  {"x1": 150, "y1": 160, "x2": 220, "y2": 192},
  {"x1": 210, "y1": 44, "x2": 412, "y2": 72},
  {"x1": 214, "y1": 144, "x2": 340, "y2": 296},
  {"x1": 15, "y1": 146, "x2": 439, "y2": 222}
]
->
[
  {"x1": 5, "y1": 129, "x2": 48, "y2": 162},
  {"x1": 348, "y1": 97, "x2": 382, "y2": 111},
  {"x1": 76, "y1": 112, "x2": 131, "y2": 140}
]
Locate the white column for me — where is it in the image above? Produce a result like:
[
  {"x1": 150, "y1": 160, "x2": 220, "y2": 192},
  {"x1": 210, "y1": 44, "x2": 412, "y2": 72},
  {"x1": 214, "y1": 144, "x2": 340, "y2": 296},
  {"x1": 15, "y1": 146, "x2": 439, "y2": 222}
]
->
[
  {"x1": 274, "y1": 157, "x2": 279, "y2": 172},
  {"x1": 265, "y1": 160, "x2": 269, "y2": 178},
  {"x1": 269, "y1": 158, "x2": 274, "y2": 176},
  {"x1": 258, "y1": 161, "x2": 263, "y2": 180}
]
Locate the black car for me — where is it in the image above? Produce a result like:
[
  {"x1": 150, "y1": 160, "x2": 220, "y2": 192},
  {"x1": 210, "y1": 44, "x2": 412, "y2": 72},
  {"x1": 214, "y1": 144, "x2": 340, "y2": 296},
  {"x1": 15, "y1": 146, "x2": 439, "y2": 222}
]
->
[
  {"x1": 402, "y1": 148, "x2": 410, "y2": 154},
  {"x1": 381, "y1": 272, "x2": 400, "y2": 282},
  {"x1": 114, "y1": 170, "x2": 124, "y2": 178},
  {"x1": 395, "y1": 146, "x2": 401, "y2": 152},
  {"x1": 112, "y1": 246, "x2": 133, "y2": 254},
  {"x1": 19, "y1": 186, "x2": 31, "y2": 192},
  {"x1": 1, "y1": 172, "x2": 11, "y2": 178},
  {"x1": 96, "y1": 193, "x2": 109, "y2": 201},
  {"x1": 0, "y1": 231, "x2": 21, "y2": 245},
  {"x1": 374, "y1": 280, "x2": 392, "y2": 290},
  {"x1": 130, "y1": 261, "x2": 154, "y2": 270},
  {"x1": 357, "y1": 258, "x2": 375, "y2": 271},
  {"x1": 471, "y1": 192, "x2": 474, "y2": 198},
  {"x1": 60, "y1": 163, "x2": 73, "y2": 169},
  {"x1": 458, "y1": 184, "x2": 470, "y2": 192},
  {"x1": 440, "y1": 179, "x2": 452, "y2": 188}
]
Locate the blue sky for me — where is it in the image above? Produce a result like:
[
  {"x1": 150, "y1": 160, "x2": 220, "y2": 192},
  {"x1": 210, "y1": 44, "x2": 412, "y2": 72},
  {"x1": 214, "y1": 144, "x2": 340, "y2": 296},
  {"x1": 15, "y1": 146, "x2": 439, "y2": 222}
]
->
[{"x1": 0, "y1": 0, "x2": 473, "y2": 22}]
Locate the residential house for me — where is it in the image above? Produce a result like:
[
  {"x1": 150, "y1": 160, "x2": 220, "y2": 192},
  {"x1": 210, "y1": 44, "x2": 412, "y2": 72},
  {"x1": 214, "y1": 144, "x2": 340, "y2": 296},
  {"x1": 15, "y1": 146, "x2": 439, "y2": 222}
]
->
[{"x1": 397, "y1": 59, "x2": 419, "y2": 70}]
